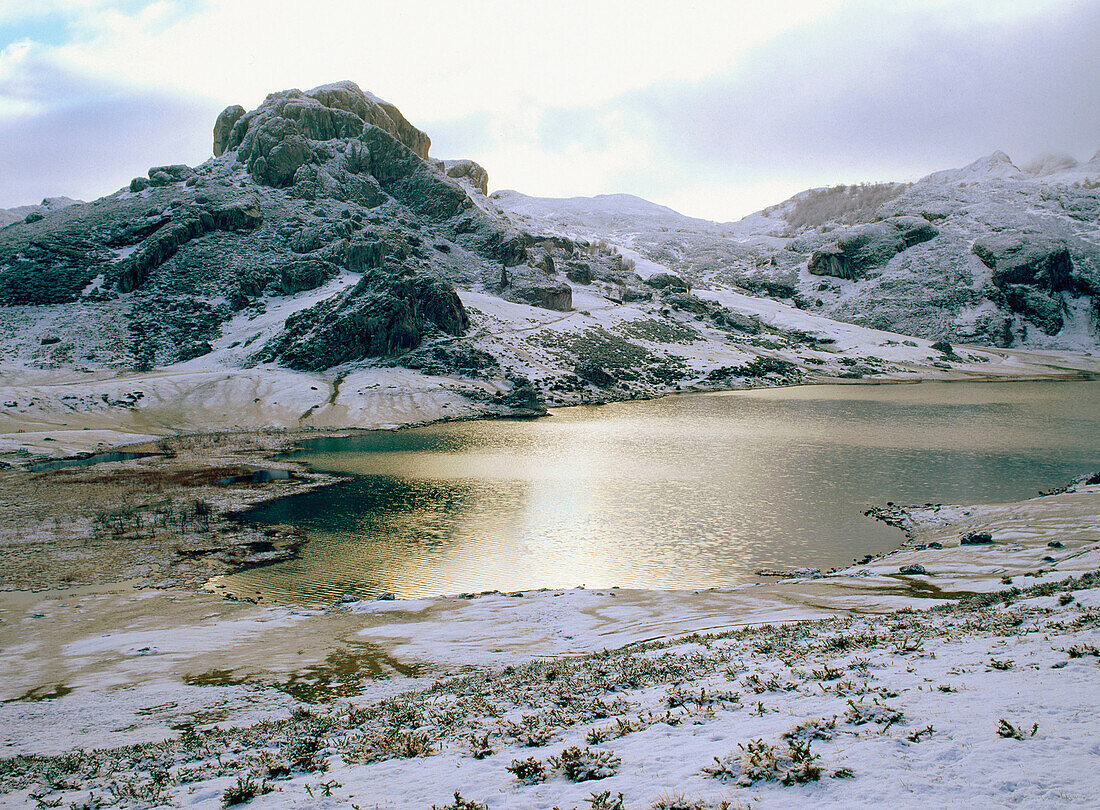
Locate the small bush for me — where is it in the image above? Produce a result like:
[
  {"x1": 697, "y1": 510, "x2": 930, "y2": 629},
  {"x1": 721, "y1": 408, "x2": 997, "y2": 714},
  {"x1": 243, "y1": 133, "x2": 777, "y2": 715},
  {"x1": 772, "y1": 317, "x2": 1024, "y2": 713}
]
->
[
  {"x1": 507, "y1": 756, "x2": 546, "y2": 785},
  {"x1": 432, "y1": 792, "x2": 489, "y2": 810},
  {"x1": 997, "y1": 719, "x2": 1038, "y2": 740},
  {"x1": 704, "y1": 738, "x2": 822, "y2": 786},
  {"x1": 586, "y1": 791, "x2": 626, "y2": 810},
  {"x1": 222, "y1": 773, "x2": 270, "y2": 807},
  {"x1": 549, "y1": 746, "x2": 620, "y2": 782}
]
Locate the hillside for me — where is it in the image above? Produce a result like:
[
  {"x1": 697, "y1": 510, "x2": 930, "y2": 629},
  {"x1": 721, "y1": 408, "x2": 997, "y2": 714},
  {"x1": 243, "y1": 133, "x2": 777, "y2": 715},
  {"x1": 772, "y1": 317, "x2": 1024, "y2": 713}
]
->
[
  {"x1": 1, "y1": 83, "x2": 1098, "y2": 460},
  {"x1": 497, "y1": 151, "x2": 1100, "y2": 351}
]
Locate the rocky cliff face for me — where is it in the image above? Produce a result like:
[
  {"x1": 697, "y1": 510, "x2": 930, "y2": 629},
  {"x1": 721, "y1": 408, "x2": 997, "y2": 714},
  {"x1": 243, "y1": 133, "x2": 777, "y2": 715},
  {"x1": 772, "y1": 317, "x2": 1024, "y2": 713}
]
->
[{"x1": 0, "y1": 81, "x2": 647, "y2": 389}]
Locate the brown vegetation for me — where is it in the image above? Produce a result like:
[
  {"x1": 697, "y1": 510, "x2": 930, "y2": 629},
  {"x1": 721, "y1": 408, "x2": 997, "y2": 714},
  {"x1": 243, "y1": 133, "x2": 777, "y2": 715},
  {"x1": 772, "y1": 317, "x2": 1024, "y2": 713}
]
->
[{"x1": 0, "y1": 431, "x2": 343, "y2": 591}]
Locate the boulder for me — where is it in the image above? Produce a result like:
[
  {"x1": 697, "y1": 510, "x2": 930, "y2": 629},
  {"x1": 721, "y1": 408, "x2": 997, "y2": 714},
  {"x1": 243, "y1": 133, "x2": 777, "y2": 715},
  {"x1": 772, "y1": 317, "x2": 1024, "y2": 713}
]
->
[
  {"x1": 509, "y1": 281, "x2": 572, "y2": 312},
  {"x1": 807, "y1": 244, "x2": 852, "y2": 279},
  {"x1": 213, "y1": 104, "x2": 246, "y2": 157},
  {"x1": 972, "y1": 234, "x2": 1072, "y2": 293},
  {"x1": 960, "y1": 531, "x2": 993, "y2": 545},
  {"x1": 889, "y1": 215, "x2": 939, "y2": 247},
  {"x1": 565, "y1": 262, "x2": 592, "y2": 284},
  {"x1": 644, "y1": 272, "x2": 690, "y2": 291},
  {"x1": 277, "y1": 258, "x2": 337, "y2": 295},
  {"x1": 147, "y1": 165, "x2": 194, "y2": 186},
  {"x1": 443, "y1": 159, "x2": 489, "y2": 195}
]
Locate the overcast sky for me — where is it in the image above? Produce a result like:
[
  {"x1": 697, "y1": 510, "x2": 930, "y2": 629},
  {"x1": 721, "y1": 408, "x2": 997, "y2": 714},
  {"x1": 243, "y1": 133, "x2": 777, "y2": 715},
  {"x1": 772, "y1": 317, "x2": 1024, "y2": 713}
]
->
[{"x1": 1, "y1": 0, "x2": 1097, "y2": 220}]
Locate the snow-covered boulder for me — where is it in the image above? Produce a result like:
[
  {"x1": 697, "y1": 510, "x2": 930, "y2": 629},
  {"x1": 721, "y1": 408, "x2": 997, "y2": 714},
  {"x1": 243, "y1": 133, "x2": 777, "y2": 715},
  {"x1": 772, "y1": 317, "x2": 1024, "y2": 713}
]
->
[{"x1": 443, "y1": 159, "x2": 489, "y2": 195}]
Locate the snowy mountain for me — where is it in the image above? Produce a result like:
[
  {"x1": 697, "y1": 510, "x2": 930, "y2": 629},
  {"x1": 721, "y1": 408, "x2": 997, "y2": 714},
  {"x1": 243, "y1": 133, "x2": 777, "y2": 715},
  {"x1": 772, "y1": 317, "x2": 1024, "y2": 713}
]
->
[
  {"x1": 497, "y1": 151, "x2": 1100, "y2": 350},
  {"x1": 1, "y1": 86, "x2": 1098, "y2": 458}
]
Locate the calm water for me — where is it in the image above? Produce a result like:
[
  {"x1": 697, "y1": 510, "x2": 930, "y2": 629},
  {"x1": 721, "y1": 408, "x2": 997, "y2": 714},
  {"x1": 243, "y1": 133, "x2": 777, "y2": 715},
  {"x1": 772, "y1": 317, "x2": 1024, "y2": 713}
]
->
[{"x1": 217, "y1": 381, "x2": 1100, "y2": 603}]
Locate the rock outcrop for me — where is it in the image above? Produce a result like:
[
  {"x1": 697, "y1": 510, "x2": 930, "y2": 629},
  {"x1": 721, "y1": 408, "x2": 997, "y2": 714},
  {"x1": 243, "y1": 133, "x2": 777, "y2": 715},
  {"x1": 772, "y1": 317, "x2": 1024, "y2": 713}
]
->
[
  {"x1": 808, "y1": 217, "x2": 938, "y2": 279},
  {"x1": 972, "y1": 234, "x2": 1073, "y2": 293},
  {"x1": 212, "y1": 105, "x2": 246, "y2": 158},
  {"x1": 259, "y1": 267, "x2": 469, "y2": 370},
  {"x1": 443, "y1": 159, "x2": 489, "y2": 195}
]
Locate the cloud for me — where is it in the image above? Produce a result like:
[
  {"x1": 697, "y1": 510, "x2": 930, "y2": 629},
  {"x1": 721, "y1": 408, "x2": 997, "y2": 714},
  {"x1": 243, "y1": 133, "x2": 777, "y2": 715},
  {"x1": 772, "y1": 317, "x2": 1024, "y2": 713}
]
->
[
  {"x1": 625, "y1": 1, "x2": 1100, "y2": 197},
  {"x1": 0, "y1": 49, "x2": 217, "y2": 206},
  {"x1": 1, "y1": 0, "x2": 1095, "y2": 219}
]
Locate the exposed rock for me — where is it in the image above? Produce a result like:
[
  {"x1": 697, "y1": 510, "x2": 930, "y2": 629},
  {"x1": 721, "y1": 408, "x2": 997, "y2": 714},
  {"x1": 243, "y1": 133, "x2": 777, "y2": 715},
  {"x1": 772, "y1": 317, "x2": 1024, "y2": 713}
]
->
[
  {"x1": 807, "y1": 216, "x2": 938, "y2": 280},
  {"x1": 213, "y1": 104, "x2": 246, "y2": 157},
  {"x1": 565, "y1": 262, "x2": 592, "y2": 284},
  {"x1": 444, "y1": 159, "x2": 489, "y2": 195},
  {"x1": 960, "y1": 531, "x2": 993, "y2": 545},
  {"x1": 225, "y1": 82, "x2": 432, "y2": 188},
  {"x1": 807, "y1": 244, "x2": 851, "y2": 279},
  {"x1": 147, "y1": 164, "x2": 195, "y2": 186},
  {"x1": 532, "y1": 250, "x2": 555, "y2": 274},
  {"x1": 1001, "y1": 285, "x2": 1064, "y2": 335},
  {"x1": 259, "y1": 268, "x2": 468, "y2": 370},
  {"x1": 116, "y1": 202, "x2": 264, "y2": 292},
  {"x1": 346, "y1": 237, "x2": 385, "y2": 272},
  {"x1": 899, "y1": 564, "x2": 927, "y2": 575},
  {"x1": 644, "y1": 272, "x2": 690, "y2": 291},
  {"x1": 973, "y1": 234, "x2": 1073, "y2": 293},
  {"x1": 890, "y1": 215, "x2": 939, "y2": 247},
  {"x1": 277, "y1": 258, "x2": 338, "y2": 295},
  {"x1": 507, "y1": 281, "x2": 572, "y2": 312}
]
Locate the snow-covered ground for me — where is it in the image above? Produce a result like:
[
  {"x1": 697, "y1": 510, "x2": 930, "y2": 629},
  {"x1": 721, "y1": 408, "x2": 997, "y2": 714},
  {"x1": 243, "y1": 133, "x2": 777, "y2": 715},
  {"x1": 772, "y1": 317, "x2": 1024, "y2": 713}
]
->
[{"x1": 1, "y1": 479, "x2": 1097, "y2": 808}]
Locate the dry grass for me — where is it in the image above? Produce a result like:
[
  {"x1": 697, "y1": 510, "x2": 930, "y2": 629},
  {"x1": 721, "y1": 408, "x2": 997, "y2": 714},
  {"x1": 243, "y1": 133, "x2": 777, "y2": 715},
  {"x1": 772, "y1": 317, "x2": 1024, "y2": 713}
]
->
[{"x1": 0, "y1": 430, "x2": 341, "y2": 590}]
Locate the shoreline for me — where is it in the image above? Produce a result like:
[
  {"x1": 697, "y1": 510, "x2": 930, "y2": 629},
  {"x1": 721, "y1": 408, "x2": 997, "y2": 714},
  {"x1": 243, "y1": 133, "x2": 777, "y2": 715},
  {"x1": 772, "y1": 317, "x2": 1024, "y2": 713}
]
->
[
  {"x1": 0, "y1": 479, "x2": 1097, "y2": 807},
  {"x1": 2, "y1": 373, "x2": 1097, "y2": 598}
]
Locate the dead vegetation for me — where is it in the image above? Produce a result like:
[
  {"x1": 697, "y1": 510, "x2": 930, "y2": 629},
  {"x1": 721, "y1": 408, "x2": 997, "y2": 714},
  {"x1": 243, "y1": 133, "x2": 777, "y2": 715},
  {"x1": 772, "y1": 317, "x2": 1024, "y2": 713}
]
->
[
  {"x1": 3, "y1": 572, "x2": 1097, "y2": 806},
  {"x1": 0, "y1": 430, "x2": 342, "y2": 590}
]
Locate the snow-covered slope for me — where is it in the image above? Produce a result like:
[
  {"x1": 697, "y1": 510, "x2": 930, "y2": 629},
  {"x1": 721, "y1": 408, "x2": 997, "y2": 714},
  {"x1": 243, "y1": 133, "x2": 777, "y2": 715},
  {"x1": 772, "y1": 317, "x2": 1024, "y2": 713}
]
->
[
  {"x1": 2, "y1": 90, "x2": 1099, "y2": 460},
  {"x1": 496, "y1": 150, "x2": 1100, "y2": 351},
  {"x1": 0, "y1": 196, "x2": 82, "y2": 228}
]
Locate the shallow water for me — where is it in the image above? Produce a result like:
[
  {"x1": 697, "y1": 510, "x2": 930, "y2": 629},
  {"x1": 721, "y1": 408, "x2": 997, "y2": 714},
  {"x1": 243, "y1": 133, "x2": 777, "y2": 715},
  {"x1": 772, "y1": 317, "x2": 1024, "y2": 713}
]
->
[{"x1": 218, "y1": 381, "x2": 1100, "y2": 603}]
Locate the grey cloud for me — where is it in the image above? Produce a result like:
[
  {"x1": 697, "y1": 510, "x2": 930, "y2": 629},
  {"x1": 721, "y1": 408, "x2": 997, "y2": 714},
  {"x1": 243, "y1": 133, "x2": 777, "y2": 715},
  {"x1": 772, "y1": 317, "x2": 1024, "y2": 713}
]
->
[
  {"x1": 622, "y1": 0, "x2": 1100, "y2": 181},
  {"x1": 0, "y1": 57, "x2": 220, "y2": 207}
]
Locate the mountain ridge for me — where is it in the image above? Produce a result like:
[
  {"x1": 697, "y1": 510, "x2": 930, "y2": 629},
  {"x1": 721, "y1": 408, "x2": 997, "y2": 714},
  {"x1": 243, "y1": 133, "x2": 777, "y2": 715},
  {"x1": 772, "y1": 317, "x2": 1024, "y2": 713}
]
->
[{"x1": 2, "y1": 82, "x2": 1098, "y2": 459}]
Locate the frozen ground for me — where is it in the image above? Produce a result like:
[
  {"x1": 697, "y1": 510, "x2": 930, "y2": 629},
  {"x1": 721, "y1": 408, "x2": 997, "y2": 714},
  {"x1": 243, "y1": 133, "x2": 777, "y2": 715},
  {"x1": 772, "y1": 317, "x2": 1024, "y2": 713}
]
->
[{"x1": 1, "y1": 479, "x2": 1097, "y2": 808}]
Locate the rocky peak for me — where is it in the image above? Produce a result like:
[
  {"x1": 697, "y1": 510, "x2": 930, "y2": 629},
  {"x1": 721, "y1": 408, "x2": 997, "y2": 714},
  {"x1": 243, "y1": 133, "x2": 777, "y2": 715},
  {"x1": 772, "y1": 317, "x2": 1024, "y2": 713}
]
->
[
  {"x1": 213, "y1": 80, "x2": 431, "y2": 184},
  {"x1": 921, "y1": 151, "x2": 1024, "y2": 184}
]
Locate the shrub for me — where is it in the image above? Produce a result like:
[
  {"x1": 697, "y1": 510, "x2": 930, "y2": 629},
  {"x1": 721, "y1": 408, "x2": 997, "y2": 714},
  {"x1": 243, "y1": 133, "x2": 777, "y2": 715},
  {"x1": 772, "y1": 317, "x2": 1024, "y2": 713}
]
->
[
  {"x1": 507, "y1": 756, "x2": 546, "y2": 785},
  {"x1": 549, "y1": 746, "x2": 620, "y2": 782}
]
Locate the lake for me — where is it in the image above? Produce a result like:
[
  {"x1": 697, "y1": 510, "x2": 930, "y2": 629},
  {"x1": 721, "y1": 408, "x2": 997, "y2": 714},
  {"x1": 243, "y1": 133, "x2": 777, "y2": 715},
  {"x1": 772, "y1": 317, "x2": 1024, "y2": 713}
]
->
[{"x1": 216, "y1": 381, "x2": 1100, "y2": 603}]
